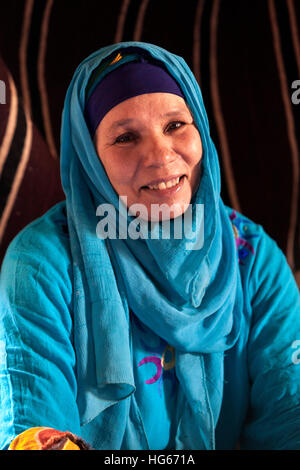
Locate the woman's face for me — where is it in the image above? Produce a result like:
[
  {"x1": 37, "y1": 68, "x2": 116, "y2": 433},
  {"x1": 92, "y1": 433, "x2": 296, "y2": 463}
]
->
[{"x1": 94, "y1": 92, "x2": 203, "y2": 220}]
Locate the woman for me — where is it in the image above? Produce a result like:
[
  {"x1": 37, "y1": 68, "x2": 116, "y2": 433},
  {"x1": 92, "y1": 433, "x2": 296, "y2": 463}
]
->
[{"x1": 0, "y1": 41, "x2": 299, "y2": 451}]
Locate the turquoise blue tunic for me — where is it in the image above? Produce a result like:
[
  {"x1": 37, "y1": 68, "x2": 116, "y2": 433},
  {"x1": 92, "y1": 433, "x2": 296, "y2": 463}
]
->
[
  {"x1": 1, "y1": 41, "x2": 300, "y2": 450},
  {"x1": 0, "y1": 201, "x2": 299, "y2": 450}
]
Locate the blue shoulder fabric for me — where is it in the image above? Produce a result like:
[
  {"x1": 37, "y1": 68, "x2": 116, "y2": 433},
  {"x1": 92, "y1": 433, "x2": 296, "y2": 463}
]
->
[
  {"x1": 242, "y1": 229, "x2": 300, "y2": 449},
  {"x1": 0, "y1": 202, "x2": 81, "y2": 449}
]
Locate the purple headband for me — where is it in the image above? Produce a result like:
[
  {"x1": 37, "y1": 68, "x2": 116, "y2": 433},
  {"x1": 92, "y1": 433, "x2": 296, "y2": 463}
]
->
[{"x1": 85, "y1": 60, "x2": 184, "y2": 137}]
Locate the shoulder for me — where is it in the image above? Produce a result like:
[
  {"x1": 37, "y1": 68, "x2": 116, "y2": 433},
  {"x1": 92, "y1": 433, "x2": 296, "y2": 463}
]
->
[
  {"x1": 3, "y1": 201, "x2": 70, "y2": 257},
  {"x1": 1, "y1": 201, "x2": 72, "y2": 282},
  {"x1": 224, "y1": 204, "x2": 289, "y2": 274},
  {"x1": 225, "y1": 205, "x2": 263, "y2": 269},
  {"x1": 224, "y1": 205, "x2": 299, "y2": 313}
]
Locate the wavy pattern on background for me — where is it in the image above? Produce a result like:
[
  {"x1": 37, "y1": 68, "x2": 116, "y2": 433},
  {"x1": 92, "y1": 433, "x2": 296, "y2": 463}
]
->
[
  {"x1": 0, "y1": 0, "x2": 299, "y2": 283},
  {"x1": 268, "y1": 0, "x2": 299, "y2": 269},
  {"x1": 37, "y1": 0, "x2": 57, "y2": 159},
  {"x1": 0, "y1": 73, "x2": 18, "y2": 178},
  {"x1": 0, "y1": 105, "x2": 32, "y2": 242},
  {"x1": 209, "y1": 0, "x2": 241, "y2": 213},
  {"x1": 193, "y1": 0, "x2": 205, "y2": 87},
  {"x1": 114, "y1": 0, "x2": 131, "y2": 43}
]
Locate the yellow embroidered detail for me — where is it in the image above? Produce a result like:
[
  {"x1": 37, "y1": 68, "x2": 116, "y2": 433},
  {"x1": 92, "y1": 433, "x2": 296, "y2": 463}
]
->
[
  {"x1": 161, "y1": 345, "x2": 176, "y2": 370},
  {"x1": 62, "y1": 439, "x2": 81, "y2": 450},
  {"x1": 110, "y1": 52, "x2": 122, "y2": 65},
  {"x1": 8, "y1": 427, "x2": 81, "y2": 451},
  {"x1": 9, "y1": 427, "x2": 45, "y2": 450},
  {"x1": 232, "y1": 223, "x2": 239, "y2": 239}
]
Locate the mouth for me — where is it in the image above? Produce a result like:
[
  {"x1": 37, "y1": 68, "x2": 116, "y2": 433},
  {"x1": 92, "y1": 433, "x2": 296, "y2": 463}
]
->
[{"x1": 141, "y1": 174, "x2": 186, "y2": 192}]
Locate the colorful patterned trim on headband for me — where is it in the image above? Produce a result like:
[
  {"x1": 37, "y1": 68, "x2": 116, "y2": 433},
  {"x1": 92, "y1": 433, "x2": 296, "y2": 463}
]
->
[
  {"x1": 85, "y1": 51, "x2": 140, "y2": 100},
  {"x1": 85, "y1": 46, "x2": 165, "y2": 101},
  {"x1": 110, "y1": 52, "x2": 122, "y2": 65}
]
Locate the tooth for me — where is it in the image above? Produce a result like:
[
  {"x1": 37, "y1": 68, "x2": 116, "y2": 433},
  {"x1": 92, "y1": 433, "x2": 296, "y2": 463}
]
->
[{"x1": 147, "y1": 177, "x2": 181, "y2": 190}]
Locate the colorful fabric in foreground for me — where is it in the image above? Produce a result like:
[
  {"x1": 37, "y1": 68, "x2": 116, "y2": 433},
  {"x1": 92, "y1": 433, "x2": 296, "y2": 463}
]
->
[
  {"x1": 230, "y1": 210, "x2": 259, "y2": 265},
  {"x1": 9, "y1": 427, "x2": 92, "y2": 450}
]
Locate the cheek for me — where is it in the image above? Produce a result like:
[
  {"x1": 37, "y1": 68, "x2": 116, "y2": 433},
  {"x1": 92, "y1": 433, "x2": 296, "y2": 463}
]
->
[
  {"x1": 101, "y1": 152, "x2": 136, "y2": 189},
  {"x1": 180, "y1": 131, "x2": 203, "y2": 167}
]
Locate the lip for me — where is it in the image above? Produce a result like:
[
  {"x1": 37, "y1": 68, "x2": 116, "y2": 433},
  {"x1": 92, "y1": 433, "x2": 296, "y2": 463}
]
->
[{"x1": 141, "y1": 174, "x2": 186, "y2": 195}]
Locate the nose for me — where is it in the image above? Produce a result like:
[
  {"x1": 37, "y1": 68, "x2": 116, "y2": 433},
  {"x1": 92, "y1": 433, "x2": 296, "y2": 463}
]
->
[{"x1": 142, "y1": 133, "x2": 177, "y2": 168}]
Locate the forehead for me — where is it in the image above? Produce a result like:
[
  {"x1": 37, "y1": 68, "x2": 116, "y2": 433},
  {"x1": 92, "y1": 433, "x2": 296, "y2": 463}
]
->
[{"x1": 99, "y1": 93, "x2": 190, "y2": 130}]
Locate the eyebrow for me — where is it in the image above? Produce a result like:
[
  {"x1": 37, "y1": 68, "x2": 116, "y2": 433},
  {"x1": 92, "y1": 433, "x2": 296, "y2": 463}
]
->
[
  {"x1": 109, "y1": 118, "x2": 136, "y2": 131},
  {"x1": 108, "y1": 109, "x2": 191, "y2": 132}
]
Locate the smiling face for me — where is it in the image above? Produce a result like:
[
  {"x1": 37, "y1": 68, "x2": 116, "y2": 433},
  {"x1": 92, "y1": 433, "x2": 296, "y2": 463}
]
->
[{"x1": 94, "y1": 92, "x2": 203, "y2": 220}]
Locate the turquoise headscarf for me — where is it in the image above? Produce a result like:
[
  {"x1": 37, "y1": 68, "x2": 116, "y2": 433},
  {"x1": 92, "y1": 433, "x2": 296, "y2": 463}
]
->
[{"x1": 60, "y1": 41, "x2": 243, "y2": 449}]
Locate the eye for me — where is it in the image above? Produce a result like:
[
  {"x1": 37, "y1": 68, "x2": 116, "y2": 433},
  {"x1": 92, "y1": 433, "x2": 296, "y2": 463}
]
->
[
  {"x1": 165, "y1": 121, "x2": 186, "y2": 132},
  {"x1": 114, "y1": 132, "x2": 137, "y2": 144}
]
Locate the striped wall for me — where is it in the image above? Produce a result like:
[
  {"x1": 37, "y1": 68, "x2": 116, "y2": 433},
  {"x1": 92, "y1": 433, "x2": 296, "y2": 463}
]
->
[{"x1": 0, "y1": 0, "x2": 299, "y2": 286}]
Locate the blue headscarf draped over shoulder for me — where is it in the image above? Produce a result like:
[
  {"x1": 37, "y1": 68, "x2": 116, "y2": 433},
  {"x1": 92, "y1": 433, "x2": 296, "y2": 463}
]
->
[{"x1": 60, "y1": 41, "x2": 243, "y2": 450}]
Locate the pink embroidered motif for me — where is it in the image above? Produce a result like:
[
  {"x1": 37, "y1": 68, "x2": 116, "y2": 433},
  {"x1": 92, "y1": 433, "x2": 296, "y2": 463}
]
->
[
  {"x1": 138, "y1": 356, "x2": 162, "y2": 384},
  {"x1": 138, "y1": 346, "x2": 176, "y2": 386}
]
